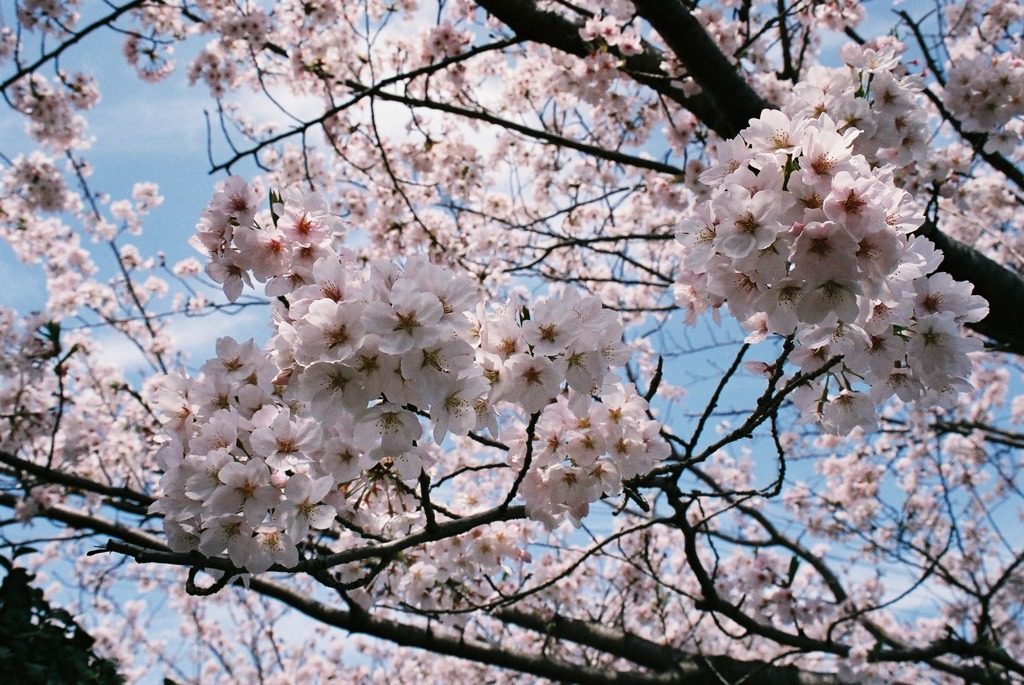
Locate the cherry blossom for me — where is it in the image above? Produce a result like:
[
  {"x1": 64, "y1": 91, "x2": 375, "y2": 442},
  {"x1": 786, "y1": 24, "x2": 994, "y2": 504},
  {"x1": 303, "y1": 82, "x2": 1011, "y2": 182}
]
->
[
  {"x1": 676, "y1": 105, "x2": 988, "y2": 432},
  {"x1": 2, "y1": 1, "x2": 1024, "y2": 683}
]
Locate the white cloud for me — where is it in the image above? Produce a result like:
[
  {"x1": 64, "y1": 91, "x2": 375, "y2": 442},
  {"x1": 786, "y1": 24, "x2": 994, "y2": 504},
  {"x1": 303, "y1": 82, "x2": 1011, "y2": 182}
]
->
[{"x1": 90, "y1": 303, "x2": 271, "y2": 376}]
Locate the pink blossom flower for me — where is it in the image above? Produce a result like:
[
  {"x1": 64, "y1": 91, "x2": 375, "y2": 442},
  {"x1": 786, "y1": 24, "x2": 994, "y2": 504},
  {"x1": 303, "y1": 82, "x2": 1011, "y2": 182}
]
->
[
  {"x1": 249, "y1": 406, "x2": 322, "y2": 470},
  {"x1": 504, "y1": 353, "x2": 562, "y2": 414},
  {"x1": 362, "y1": 279, "x2": 445, "y2": 354},
  {"x1": 206, "y1": 458, "x2": 280, "y2": 526},
  {"x1": 274, "y1": 474, "x2": 336, "y2": 540}
]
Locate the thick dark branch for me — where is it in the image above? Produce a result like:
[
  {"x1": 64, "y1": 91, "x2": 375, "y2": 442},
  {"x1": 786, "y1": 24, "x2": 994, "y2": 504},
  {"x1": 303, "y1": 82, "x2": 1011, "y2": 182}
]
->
[
  {"x1": 497, "y1": 607, "x2": 682, "y2": 671},
  {"x1": 0, "y1": 449, "x2": 155, "y2": 507},
  {"x1": 497, "y1": 608, "x2": 840, "y2": 684},
  {"x1": 918, "y1": 220, "x2": 1024, "y2": 355},
  {"x1": 473, "y1": 0, "x2": 735, "y2": 137},
  {"x1": 630, "y1": 0, "x2": 769, "y2": 135},
  {"x1": 250, "y1": 578, "x2": 687, "y2": 685}
]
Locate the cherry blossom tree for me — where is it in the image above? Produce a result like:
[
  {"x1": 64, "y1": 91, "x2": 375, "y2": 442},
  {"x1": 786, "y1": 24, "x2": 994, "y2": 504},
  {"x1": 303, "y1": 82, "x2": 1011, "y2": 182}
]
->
[{"x1": 2, "y1": 0, "x2": 1024, "y2": 683}]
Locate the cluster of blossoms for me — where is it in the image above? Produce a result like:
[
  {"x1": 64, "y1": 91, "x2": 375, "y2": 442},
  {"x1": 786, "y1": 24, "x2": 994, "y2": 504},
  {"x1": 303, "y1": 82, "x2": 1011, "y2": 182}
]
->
[
  {"x1": 784, "y1": 41, "x2": 930, "y2": 169},
  {"x1": 2, "y1": 151, "x2": 72, "y2": 213},
  {"x1": 421, "y1": 22, "x2": 473, "y2": 61},
  {"x1": 15, "y1": 0, "x2": 81, "y2": 34},
  {"x1": 943, "y1": 47, "x2": 1024, "y2": 152},
  {"x1": 151, "y1": 179, "x2": 668, "y2": 572},
  {"x1": 578, "y1": 14, "x2": 643, "y2": 56},
  {"x1": 8, "y1": 72, "x2": 97, "y2": 150},
  {"x1": 0, "y1": 306, "x2": 164, "y2": 525},
  {"x1": 676, "y1": 104, "x2": 987, "y2": 434},
  {"x1": 513, "y1": 384, "x2": 667, "y2": 527}
]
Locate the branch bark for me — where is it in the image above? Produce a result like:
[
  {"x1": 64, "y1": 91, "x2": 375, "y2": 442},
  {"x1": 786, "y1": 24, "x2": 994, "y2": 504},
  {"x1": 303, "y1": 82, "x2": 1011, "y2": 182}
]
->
[
  {"x1": 497, "y1": 608, "x2": 840, "y2": 684},
  {"x1": 630, "y1": 0, "x2": 770, "y2": 136},
  {"x1": 0, "y1": 492, "x2": 835, "y2": 685},
  {"x1": 473, "y1": 0, "x2": 736, "y2": 137}
]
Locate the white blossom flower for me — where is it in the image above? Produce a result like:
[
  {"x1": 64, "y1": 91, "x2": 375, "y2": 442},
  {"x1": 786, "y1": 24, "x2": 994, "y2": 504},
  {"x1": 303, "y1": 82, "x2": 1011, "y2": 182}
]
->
[{"x1": 362, "y1": 278, "x2": 444, "y2": 354}]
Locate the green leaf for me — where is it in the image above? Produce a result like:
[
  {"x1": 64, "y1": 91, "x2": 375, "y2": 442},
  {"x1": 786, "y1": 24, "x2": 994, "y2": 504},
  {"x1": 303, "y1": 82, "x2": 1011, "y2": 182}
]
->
[
  {"x1": 269, "y1": 189, "x2": 283, "y2": 226},
  {"x1": 786, "y1": 556, "x2": 801, "y2": 586}
]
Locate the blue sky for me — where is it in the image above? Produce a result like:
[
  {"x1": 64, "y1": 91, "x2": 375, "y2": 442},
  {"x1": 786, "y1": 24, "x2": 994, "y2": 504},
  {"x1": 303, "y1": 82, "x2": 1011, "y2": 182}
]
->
[{"x1": 0, "y1": 10, "x2": 277, "y2": 370}]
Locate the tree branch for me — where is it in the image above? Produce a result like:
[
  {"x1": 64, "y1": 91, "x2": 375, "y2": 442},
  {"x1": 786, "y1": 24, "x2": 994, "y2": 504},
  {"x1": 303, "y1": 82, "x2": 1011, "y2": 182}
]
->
[
  {"x1": 629, "y1": 0, "x2": 769, "y2": 136},
  {"x1": 473, "y1": 0, "x2": 736, "y2": 137},
  {"x1": 0, "y1": 0, "x2": 151, "y2": 93},
  {"x1": 0, "y1": 491, "x2": 827, "y2": 685},
  {"x1": 98, "y1": 505, "x2": 527, "y2": 575},
  {"x1": 0, "y1": 449, "x2": 155, "y2": 507},
  {"x1": 497, "y1": 607, "x2": 841, "y2": 684}
]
